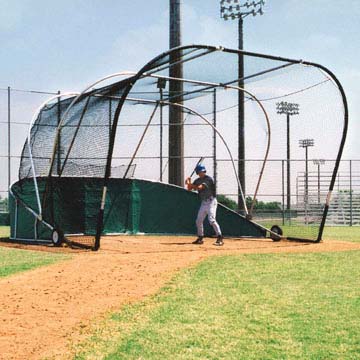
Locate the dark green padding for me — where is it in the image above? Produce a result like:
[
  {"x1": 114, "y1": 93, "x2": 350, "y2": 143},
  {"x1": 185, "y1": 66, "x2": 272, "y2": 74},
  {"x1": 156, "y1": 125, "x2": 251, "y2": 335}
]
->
[
  {"x1": 9, "y1": 179, "x2": 52, "y2": 240},
  {"x1": 10, "y1": 178, "x2": 266, "y2": 240}
]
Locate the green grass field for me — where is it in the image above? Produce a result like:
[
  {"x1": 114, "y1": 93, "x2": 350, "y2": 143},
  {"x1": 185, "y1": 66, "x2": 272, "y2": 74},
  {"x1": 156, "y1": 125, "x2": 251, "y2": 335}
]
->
[
  {"x1": 0, "y1": 225, "x2": 70, "y2": 277},
  {"x1": 0, "y1": 225, "x2": 9, "y2": 238},
  {"x1": 0, "y1": 246, "x2": 70, "y2": 278},
  {"x1": 1, "y1": 225, "x2": 359, "y2": 242},
  {"x1": 323, "y1": 226, "x2": 360, "y2": 242},
  {"x1": 0, "y1": 247, "x2": 70, "y2": 278},
  {"x1": 0, "y1": 223, "x2": 359, "y2": 358},
  {"x1": 244, "y1": 222, "x2": 360, "y2": 243},
  {"x1": 73, "y1": 251, "x2": 360, "y2": 360}
]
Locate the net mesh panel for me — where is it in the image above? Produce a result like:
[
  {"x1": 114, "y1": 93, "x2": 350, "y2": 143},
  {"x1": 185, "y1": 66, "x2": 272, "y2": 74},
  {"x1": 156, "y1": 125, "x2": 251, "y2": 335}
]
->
[{"x1": 16, "y1": 46, "x2": 345, "y2": 244}]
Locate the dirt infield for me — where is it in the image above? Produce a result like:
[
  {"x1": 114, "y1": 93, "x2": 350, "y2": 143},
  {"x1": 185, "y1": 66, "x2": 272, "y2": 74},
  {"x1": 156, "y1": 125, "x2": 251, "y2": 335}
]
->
[{"x1": 1, "y1": 236, "x2": 360, "y2": 360}]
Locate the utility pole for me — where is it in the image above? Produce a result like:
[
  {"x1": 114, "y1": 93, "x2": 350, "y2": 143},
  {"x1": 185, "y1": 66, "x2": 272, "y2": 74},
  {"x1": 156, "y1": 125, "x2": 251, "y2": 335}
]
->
[
  {"x1": 276, "y1": 101, "x2": 299, "y2": 213},
  {"x1": 213, "y1": 89, "x2": 217, "y2": 192},
  {"x1": 313, "y1": 159, "x2": 325, "y2": 204},
  {"x1": 219, "y1": 0, "x2": 265, "y2": 213},
  {"x1": 157, "y1": 78, "x2": 166, "y2": 182},
  {"x1": 169, "y1": 0, "x2": 184, "y2": 186},
  {"x1": 7, "y1": 86, "x2": 11, "y2": 205},
  {"x1": 299, "y1": 139, "x2": 314, "y2": 224}
]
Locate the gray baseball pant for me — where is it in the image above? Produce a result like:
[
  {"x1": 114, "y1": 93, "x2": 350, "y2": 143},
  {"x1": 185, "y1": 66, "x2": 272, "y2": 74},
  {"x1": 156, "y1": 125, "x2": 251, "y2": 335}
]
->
[{"x1": 196, "y1": 197, "x2": 222, "y2": 237}]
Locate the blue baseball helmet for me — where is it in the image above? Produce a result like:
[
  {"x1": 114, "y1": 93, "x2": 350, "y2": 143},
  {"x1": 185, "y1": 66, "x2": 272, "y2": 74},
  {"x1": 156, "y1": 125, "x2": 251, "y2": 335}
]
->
[{"x1": 195, "y1": 164, "x2": 206, "y2": 174}]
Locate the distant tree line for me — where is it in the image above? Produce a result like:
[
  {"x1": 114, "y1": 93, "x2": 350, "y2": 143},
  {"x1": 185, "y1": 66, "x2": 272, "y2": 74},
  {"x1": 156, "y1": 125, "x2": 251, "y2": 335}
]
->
[
  {"x1": 0, "y1": 195, "x2": 8, "y2": 211},
  {"x1": 217, "y1": 194, "x2": 281, "y2": 212}
]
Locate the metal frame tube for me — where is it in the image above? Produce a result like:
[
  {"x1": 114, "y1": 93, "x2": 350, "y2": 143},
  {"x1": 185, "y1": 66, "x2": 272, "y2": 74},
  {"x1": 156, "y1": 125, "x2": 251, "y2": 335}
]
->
[
  {"x1": 9, "y1": 184, "x2": 54, "y2": 234},
  {"x1": 213, "y1": 88, "x2": 217, "y2": 192},
  {"x1": 25, "y1": 92, "x2": 79, "y2": 218},
  {"x1": 47, "y1": 71, "x2": 137, "y2": 180},
  {"x1": 123, "y1": 103, "x2": 159, "y2": 179},
  {"x1": 126, "y1": 95, "x2": 268, "y2": 217},
  {"x1": 96, "y1": 72, "x2": 271, "y2": 215}
]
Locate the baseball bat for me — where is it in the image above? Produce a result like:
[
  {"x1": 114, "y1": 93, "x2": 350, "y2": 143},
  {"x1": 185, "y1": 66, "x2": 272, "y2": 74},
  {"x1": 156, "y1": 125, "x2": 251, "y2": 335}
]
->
[{"x1": 189, "y1": 157, "x2": 205, "y2": 178}]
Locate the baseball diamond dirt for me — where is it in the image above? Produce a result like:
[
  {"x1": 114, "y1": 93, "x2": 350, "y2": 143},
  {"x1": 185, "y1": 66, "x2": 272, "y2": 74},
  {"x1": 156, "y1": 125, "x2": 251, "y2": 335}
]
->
[{"x1": 1, "y1": 236, "x2": 360, "y2": 360}]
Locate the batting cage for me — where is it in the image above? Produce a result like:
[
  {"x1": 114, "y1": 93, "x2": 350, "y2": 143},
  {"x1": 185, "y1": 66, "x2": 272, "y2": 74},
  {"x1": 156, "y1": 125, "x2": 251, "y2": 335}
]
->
[{"x1": 8, "y1": 45, "x2": 348, "y2": 249}]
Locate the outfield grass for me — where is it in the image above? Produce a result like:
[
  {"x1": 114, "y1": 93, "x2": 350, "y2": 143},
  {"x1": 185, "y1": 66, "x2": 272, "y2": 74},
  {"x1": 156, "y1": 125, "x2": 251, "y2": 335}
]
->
[
  {"x1": 0, "y1": 247, "x2": 70, "y2": 278},
  {"x1": 0, "y1": 225, "x2": 10, "y2": 238},
  {"x1": 73, "y1": 251, "x2": 360, "y2": 360},
  {"x1": 256, "y1": 223, "x2": 360, "y2": 243},
  {"x1": 0, "y1": 225, "x2": 70, "y2": 278},
  {"x1": 323, "y1": 226, "x2": 360, "y2": 242},
  {"x1": 2, "y1": 225, "x2": 359, "y2": 242}
]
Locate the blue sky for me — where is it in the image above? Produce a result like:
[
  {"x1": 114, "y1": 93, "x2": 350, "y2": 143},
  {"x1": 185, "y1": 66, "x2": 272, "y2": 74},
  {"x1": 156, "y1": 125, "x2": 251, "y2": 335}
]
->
[
  {"x1": 1, "y1": 1, "x2": 359, "y2": 88},
  {"x1": 0, "y1": 0, "x2": 359, "y2": 175}
]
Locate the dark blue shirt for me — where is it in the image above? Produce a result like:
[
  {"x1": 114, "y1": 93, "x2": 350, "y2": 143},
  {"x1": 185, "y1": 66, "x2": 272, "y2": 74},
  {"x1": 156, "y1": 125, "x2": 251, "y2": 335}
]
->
[{"x1": 193, "y1": 175, "x2": 216, "y2": 201}]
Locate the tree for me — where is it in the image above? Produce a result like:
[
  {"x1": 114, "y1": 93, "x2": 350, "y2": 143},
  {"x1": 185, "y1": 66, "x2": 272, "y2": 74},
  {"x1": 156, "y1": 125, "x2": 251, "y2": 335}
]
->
[
  {"x1": 246, "y1": 196, "x2": 281, "y2": 211},
  {"x1": 217, "y1": 194, "x2": 237, "y2": 211},
  {"x1": 0, "y1": 195, "x2": 8, "y2": 211},
  {"x1": 218, "y1": 195, "x2": 281, "y2": 212}
]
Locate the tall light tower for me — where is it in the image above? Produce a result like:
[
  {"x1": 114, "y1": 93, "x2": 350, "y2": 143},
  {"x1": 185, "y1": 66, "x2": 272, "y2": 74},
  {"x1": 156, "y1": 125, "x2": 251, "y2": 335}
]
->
[
  {"x1": 299, "y1": 139, "x2": 314, "y2": 213},
  {"x1": 157, "y1": 78, "x2": 167, "y2": 182},
  {"x1": 169, "y1": 0, "x2": 184, "y2": 186},
  {"x1": 276, "y1": 101, "x2": 299, "y2": 213},
  {"x1": 220, "y1": 0, "x2": 265, "y2": 213},
  {"x1": 313, "y1": 159, "x2": 325, "y2": 204}
]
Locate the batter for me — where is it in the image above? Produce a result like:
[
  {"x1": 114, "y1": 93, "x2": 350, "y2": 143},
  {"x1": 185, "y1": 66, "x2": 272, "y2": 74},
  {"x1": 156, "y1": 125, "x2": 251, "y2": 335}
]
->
[{"x1": 185, "y1": 164, "x2": 224, "y2": 246}]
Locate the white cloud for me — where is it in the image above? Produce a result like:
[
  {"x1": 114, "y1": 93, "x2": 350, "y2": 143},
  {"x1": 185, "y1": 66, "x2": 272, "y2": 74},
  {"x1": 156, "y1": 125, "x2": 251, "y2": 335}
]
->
[
  {"x1": 100, "y1": 2, "x2": 235, "y2": 76},
  {"x1": 182, "y1": 3, "x2": 235, "y2": 48},
  {"x1": 98, "y1": 9, "x2": 168, "y2": 76}
]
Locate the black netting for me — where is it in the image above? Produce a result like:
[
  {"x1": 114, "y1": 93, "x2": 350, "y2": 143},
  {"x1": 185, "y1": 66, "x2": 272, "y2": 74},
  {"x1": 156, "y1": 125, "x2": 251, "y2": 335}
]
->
[
  {"x1": 19, "y1": 77, "x2": 135, "y2": 181},
  {"x1": 19, "y1": 97, "x2": 73, "y2": 180}
]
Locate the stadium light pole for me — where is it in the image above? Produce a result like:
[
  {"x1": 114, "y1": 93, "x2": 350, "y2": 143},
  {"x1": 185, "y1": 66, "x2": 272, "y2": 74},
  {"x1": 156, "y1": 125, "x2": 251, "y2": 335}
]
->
[
  {"x1": 313, "y1": 159, "x2": 325, "y2": 204},
  {"x1": 299, "y1": 138, "x2": 314, "y2": 223},
  {"x1": 7, "y1": 86, "x2": 11, "y2": 206},
  {"x1": 157, "y1": 78, "x2": 167, "y2": 182},
  {"x1": 169, "y1": 0, "x2": 184, "y2": 187},
  {"x1": 276, "y1": 101, "x2": 299, "y2": 213},
  {"x1": 220, "y1": 0, "x2": 265, "y2": 213}
]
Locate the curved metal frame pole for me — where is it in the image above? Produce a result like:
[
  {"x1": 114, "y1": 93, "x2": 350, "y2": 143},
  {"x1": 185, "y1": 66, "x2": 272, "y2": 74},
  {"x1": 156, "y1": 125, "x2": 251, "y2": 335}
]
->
[
  {"x1": 9, "y1": 182, "x2": 54, "y2": 231},
  {"x1": 123, "y1": 103, "x2": 160, "y2": 179},
  {"x1": 13, "y1": 45, "x2": 347, "y2": 246},
  {"x1": 169, "y1": 101, "x2": 249, "y2": 215},
  {"x1": 305, "y1": 66, "x2": 348, "y2": 241},
  {"x1": 221, "y1": 84, "x2": 270, "y2": 217},
  {"x1": 97, "y1": 44, "x2": 346, "y2": 242},
  {"x1": 92, "y1": 46, "x2": 280, "y2": 248},
  {"x1": 137, "y1": 47, "x2": 348, "y2": 242},
  {"x1": 42, "y1": 67, "x2": 270, "y2": 222},
  {"x1": 141, "y1": 72, "x2": 271, "y2": 216},
  {"x1": 127, "y1": 96, "x2": 281, "y2": 238},
  {"x1": 128, "y1": 95, "x2": 266, "y2": 217},
  {"x1": 42, "y1": 68, "x2": 264, "y2": 218},
  {"x1": 47, "y1": 71, "x2": 137, "y2": 178},
  {"x1": 51, "y1": 71, "x2": 270, "y2": 237},
  {"x1": 24, "y1": 92, "x2": 79, "y2": 219}
]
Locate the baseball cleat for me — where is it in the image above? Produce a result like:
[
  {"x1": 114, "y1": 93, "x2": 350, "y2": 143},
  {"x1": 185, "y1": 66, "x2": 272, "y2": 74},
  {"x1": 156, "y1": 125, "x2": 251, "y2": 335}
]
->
[
  {"x1": 192, "y1": 237, "x2": 204, "y2": 245},
  {"x1": 214, "y1": 235, "x2": 224, "y2": 246}
]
